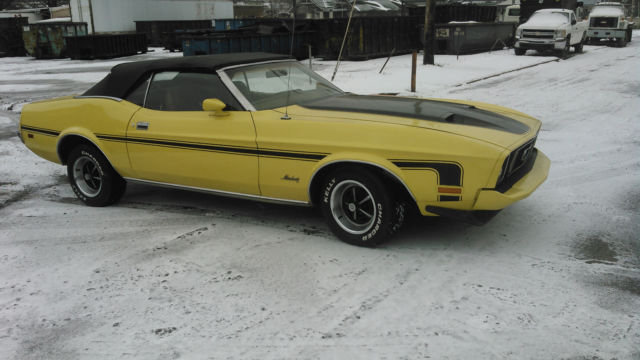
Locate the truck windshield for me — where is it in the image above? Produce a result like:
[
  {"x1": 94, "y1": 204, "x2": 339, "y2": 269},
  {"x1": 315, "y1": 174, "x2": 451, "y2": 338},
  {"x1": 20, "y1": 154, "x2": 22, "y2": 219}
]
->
[
  {"x1": 223, "y1": 61, "x2": 344, "y2": 111},
  {"x1": 528, "y1": 12, "x2": 570, "y2": 24}
]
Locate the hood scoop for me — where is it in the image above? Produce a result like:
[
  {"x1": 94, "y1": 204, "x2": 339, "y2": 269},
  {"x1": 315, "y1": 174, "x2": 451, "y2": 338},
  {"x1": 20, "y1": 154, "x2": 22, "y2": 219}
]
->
[{"x1": 300, "y1": 94, "x2": 530, "y2": 135}]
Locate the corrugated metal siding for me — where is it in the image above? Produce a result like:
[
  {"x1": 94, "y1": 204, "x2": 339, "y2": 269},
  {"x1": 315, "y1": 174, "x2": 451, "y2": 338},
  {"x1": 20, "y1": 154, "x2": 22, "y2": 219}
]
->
[{"x1": 70, "y1": 0, "x2": 233, "y2": 34}]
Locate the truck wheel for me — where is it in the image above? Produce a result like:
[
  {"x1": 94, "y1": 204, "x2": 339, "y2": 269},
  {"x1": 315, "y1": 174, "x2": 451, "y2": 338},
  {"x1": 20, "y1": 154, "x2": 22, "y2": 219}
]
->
[
  {"x1": 617, "y1": 36, "x2": 627, "y2": 47},
  {"x1": 557, "y1": 36, "x2": 570, "y2": 58},
  {"x1": 514, "y1": 48, "x2": 526, "y2": 56},
  {"x1": 320, "y1": 167, "x2": 405, "y2": 247},
  {"x1": 574, "y1": 35, "x2": 585, "y2": 53},
  {"x1": 627, "y1": 28, "x2": 632, "y2": 42}
]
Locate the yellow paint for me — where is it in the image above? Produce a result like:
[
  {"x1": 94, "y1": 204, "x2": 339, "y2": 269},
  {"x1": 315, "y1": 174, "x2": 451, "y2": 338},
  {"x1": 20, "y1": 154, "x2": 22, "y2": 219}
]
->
[{"x1": 20, "y1": 96, "x2": 549, "y2": 215}]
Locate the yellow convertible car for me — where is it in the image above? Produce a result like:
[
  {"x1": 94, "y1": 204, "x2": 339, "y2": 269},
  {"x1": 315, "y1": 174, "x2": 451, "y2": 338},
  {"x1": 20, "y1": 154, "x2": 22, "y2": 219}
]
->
[{"x1": 19, "y1": 52, "x2": 549, "y2": 246}]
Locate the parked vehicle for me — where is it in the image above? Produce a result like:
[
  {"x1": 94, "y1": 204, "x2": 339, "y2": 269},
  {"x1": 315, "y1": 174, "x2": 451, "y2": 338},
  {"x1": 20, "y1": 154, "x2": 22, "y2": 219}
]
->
[
  {"x1": 515, "y1": 9, "x2": 588, "y2": 57},
  {"x1": 586, "y1": 2, "x2": 634, "y2": 46},
  {"x1": 19, "y1": 53, "x2": 549, "y2": 246},
  {"x1": 497, "y1": 5, "x2": 521, "y2": 23},
  {"x1": 519, "y1": 0, "x2": 584, "y2": 23}
]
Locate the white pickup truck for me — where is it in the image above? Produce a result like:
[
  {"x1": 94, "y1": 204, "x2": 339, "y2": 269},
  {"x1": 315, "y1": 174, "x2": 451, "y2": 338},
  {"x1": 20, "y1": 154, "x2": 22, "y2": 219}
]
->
[
  {"x1": 515, "y1": 9, "x2": 588, "y2": 57},
  {"x1": 587, "y1": 2, "x2": 634, "y2": 46}
]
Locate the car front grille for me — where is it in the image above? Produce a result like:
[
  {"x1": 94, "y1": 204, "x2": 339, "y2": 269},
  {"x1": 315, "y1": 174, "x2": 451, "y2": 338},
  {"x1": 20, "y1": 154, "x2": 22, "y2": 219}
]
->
[
  {"x1": 590, "y1": 17, "x2": 618, "y2": 28},
  {"x1": 522, "y1": 30, "x2": 554, "y2": 39},
  {"x1": 496, "y1": 137, "x2": 538, "y2": 193}
]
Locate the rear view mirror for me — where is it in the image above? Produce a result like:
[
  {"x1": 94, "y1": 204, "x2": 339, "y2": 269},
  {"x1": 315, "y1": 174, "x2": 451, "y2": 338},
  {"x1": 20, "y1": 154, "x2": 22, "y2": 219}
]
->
[
  {"x1": 571, "y1": 19, "x2": 577, "y2": 25},
  {"x1": 202, "y1": 98, "x2": 228, "y2": 116}
]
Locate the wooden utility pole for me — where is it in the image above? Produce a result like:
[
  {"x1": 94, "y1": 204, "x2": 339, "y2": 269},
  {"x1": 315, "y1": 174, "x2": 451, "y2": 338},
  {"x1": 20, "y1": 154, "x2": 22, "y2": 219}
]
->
[
  {"x1": 422, "y1": 0, "x2": 435, "y2": 65},
  {"x1": 411, "y1": 50, "x2": 417, "y2": 92}
]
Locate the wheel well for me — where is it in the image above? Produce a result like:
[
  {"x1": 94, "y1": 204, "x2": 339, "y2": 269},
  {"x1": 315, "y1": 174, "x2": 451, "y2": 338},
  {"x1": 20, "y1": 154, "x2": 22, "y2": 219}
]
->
[
  {"x1": 57, "y1": 135, "x2": 97, "y2": 165},
  {"x1": 308, "y1": 162, "x2": 416, "y2": 210}
]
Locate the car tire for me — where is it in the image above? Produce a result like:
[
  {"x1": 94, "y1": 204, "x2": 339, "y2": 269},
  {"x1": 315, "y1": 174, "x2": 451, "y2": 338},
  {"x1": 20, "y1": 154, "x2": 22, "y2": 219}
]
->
[
  {"x1": 514, "y1": 48, "x2": 526, "y2": 56},
  {"x1": 67, "y1": 144, "x2": 126, "y2": 207},
  {"x1": 320, "y1": 167, "x2": 405, "y2": 247},
  {"x1": 617, "y1": 36, "x2": 627, "y2": 47}
]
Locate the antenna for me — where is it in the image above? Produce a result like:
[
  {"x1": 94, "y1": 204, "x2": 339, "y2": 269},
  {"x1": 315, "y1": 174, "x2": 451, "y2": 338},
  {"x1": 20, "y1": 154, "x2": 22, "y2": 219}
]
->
[{"x1": 281, "y1": 9, "x2": 297, "y2": 120}]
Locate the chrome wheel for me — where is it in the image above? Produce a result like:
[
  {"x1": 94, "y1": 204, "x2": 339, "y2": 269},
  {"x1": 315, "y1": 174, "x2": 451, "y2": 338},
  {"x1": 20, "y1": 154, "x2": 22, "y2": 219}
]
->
[
  {"x1": 72, "y1": 155, "x2": 102, "y2": 197},
  {"x1": 329, "y1": 180, "x2": 376, "y2": 235}
]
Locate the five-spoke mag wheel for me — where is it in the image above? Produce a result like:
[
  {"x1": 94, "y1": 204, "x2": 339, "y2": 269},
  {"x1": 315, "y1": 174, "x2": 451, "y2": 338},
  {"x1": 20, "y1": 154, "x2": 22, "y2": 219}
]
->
[
  {"x1": 330, "y1": 180, "x2": 377, "y2": 235},
  {"x1": 66, "y1": 144, "x2": 126, "y2": 207},
  {"x1": 320, "y1": 167, "x2": 406, "y2": 247}
]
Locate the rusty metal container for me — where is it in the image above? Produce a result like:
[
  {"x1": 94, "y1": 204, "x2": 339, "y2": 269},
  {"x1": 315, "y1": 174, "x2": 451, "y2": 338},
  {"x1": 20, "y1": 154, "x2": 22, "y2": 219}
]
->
[{"x1": 22, "y1": 22, "x2": 88, "y2": 59}]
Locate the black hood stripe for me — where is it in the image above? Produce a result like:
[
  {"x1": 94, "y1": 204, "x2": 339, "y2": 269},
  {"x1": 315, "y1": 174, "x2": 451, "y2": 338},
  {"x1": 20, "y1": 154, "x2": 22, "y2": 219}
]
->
[{"x1": 300, "y1": 95, "x2": 530, "y2": 135}]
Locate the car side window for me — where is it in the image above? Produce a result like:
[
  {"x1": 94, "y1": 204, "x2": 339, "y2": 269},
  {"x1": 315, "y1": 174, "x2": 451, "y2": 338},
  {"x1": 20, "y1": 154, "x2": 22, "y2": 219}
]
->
[
  {"x1": 124, "y1": 74, "x2": 151, "y2": 106},
  {"x1": 144, "y1": 71, "x2": 242, "y2": 111}
]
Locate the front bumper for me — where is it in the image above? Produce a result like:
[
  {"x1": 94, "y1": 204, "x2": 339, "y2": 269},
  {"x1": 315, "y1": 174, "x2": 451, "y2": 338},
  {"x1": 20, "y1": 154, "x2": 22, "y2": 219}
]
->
[
  {"x1": 515, "y1": 38, "x2": 567, "y2": 51},
  {"x1": 587, "y1": 29, "x2": 626, "y2": 39},
  {"x1": 473, "y1": 150, "x2": 550, "y2": 210}
]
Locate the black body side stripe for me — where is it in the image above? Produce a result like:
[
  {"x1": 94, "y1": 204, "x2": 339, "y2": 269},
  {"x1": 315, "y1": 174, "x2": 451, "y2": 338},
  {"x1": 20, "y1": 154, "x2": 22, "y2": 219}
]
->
[
  {"x1": 391, "y1": 160, "x2": 463, "y2": 187},
  {"x1": 21, "y1": 125, "x2": 60, "y2": 137},
  {"x1": 96, "y1": 134, "x2": 327, "y2": 161}
]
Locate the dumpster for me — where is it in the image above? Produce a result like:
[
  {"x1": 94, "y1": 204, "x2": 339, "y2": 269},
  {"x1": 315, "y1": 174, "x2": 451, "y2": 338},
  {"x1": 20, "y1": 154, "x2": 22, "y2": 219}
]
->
[
  {"x1": 182, "y1": 31, "x2": 314, "y2": 59},
  {"x1": 22, "y1": 22, "x2": 88, "y2": 59},
  {"x1": 433, "y1": 22, "x2": 516, "y2": 54},
  {"x1": 0, "y1": 17, "x2": 29, "y2": 57},
  {"x1": 65, "y1": 33, "x2": 148, "y2": 60},
  {"x1": 313, "y1": 16, "x2": 422, "y2": 60},
  {"x1": 135, "y1": 20, "x2": 213, "y2": 46}
]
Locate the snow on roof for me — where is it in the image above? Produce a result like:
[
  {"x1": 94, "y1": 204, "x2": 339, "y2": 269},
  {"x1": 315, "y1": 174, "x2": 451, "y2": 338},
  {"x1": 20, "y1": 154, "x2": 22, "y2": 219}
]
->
[
  {"x1": 35, "y1": 17, "x2": 71, "y2": 23},
  {"x1": 527, "y1": 11, "x2": 570, "y2": 25},
  {"x1": 590, "y1": 6, "x2": 624, "y2": 16}
]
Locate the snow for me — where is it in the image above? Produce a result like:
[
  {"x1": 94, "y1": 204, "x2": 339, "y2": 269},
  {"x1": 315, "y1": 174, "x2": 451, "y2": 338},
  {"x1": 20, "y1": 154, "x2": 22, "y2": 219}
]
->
[
  {"x1": 590, "y1": 6, "x2": 625, "y2": 17},
  {"x1": 525, "y1": 12, "x2": 570, "y2": 26},
  {"x1": 1, "y1": 40, "x2": 639, "y2": 359}
]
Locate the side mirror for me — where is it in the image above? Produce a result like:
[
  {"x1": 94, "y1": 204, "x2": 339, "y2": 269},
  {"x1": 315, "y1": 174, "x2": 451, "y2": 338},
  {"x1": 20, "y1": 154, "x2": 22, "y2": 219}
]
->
[
  {"x1": 571, "y1": 19, "x2": 577, "y2": 25},
  {"x1": 202, "y1": 98, "x2": 228, "y2": 116}
]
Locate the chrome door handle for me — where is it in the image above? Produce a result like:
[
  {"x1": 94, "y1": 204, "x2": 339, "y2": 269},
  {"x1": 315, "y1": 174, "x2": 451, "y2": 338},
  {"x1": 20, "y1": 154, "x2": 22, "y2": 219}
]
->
[{"x1": 136, "y1": 121, "x2": 149, "y2": 130}]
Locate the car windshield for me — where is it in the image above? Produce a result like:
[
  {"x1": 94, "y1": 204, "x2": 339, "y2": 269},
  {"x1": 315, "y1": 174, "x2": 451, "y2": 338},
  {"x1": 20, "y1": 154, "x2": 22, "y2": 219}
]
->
[
  {"x1": 223, "y1": 61, "x2": 344, "y2": 111},
  {"x1": 528, "y1": 11, "x2": 570, "y2": 24}
]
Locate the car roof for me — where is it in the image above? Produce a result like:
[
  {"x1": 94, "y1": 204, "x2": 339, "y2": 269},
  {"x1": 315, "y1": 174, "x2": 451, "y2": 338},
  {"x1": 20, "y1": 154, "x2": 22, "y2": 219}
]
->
[{"x1": 83, "y1": 52, "x2": 291, "y2": 99}]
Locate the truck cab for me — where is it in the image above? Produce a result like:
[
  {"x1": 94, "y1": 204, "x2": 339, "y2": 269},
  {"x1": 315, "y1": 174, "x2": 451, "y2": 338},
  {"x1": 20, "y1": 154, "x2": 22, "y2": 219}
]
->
[
  {"x1": 515, "y1": 9, "x2": 588, "y2": 57},
  {"x1": 587, "y1": 2, "x2": 634, "y2": 46}
]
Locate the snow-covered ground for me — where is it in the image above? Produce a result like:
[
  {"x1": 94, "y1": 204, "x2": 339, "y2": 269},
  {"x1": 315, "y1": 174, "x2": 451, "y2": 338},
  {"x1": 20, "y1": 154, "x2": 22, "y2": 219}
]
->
[{"x1": 1, "y1": 40, "x2": 639, "y2": 359}]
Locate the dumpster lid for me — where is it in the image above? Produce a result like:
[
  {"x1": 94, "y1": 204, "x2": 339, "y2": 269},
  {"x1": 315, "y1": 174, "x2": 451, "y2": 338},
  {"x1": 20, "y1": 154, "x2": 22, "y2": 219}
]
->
[{"x1": 83, "y1": 52, "x2": 291, "y2": 99}]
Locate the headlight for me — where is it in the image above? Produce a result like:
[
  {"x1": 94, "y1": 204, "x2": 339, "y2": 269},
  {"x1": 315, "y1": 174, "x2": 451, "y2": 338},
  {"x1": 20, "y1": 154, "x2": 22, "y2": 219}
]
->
[
  {"x1": 555, "y1": 29, "x2": 566, "y2": 38},
  {"x1": 516, "y1": 28, "x2": 522, "y2": 38}
]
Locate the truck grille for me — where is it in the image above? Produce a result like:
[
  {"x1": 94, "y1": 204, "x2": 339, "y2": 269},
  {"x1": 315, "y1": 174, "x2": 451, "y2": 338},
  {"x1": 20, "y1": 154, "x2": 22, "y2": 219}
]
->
[
  {"x1": 522, "y1": 29, "x2": 554, "y2": 39},
  {"x1": 496, "y1": 137, "x2": 537, "y2": 193},
  {"x1": 590, "y1": 17, "x2": 618, "y2": 28}
]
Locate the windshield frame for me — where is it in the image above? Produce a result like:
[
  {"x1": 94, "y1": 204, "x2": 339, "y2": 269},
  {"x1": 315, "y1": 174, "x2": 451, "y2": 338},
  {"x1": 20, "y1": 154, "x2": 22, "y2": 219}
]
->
[{"x1": 217, "y1": 60, "x2": 344, "y2": 111}]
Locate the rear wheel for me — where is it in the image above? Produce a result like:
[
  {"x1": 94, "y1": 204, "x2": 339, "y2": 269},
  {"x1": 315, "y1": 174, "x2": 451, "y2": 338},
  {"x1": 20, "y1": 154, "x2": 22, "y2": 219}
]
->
[
  {"x1": 67, "y1": 144, "x2": 126, "y2": 207},
  {"x1": 574, "y1": 35, "x2": 585, "y2": 53},
  {"x1": 320, "y1": 167, "x2": 405, "y2": 247}
]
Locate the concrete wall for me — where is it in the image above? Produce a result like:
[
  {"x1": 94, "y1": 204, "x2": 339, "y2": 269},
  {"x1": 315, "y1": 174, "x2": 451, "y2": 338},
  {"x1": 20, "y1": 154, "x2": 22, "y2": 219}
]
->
[{"x1": 70, "y1": 0, "x2": 233, "y2": 33}]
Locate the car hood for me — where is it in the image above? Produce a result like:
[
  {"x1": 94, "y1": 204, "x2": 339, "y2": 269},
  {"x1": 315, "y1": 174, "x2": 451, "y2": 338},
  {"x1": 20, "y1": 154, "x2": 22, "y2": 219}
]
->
[{"x1": 288, "y1": 94, "x2": 540, "y2": 149}]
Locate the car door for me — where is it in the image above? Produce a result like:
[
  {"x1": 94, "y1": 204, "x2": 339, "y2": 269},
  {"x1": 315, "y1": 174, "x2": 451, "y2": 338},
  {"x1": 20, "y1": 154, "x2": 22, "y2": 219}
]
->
[{"x1": 125, "y1": 71, "x2": 259, "y2": 195}]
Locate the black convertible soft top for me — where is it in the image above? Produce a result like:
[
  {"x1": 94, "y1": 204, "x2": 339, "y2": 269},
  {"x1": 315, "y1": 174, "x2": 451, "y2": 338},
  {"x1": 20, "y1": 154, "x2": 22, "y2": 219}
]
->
[{"x1": 82, "y1": 52, "x2": 291, "y2": 99}]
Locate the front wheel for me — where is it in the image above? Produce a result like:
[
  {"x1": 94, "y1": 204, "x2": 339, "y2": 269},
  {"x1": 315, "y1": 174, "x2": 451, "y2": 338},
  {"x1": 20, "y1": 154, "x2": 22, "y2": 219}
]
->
[
  {"x1": 67, "y1": 144, "x2": 126, "y2": 207},
  {"x1": 320, "y1": 167, "x2": 405, "y2": 247},
  {"x1": 514, "y1": 48, "x2": 526, "y2": 56},
  {"x1": 556, "y1": 36, "x2": 571, "y2": 58}
]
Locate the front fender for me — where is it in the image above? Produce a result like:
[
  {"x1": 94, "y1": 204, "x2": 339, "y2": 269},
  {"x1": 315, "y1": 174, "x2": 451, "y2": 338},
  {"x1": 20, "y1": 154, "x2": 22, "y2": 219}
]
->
[{"x1": 307, "y1": 152, "x2": 419, "y2": 205}]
